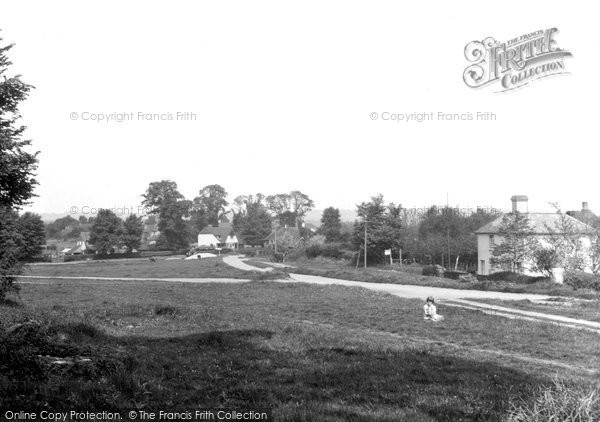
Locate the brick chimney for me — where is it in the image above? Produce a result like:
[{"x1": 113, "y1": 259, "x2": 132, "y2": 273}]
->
[
  {"x1": 511, "y1": 195, "x2": 528, "y2": 213},
  {"x1": 582, "y1": 202, "x2": 589, "y2": 211}
]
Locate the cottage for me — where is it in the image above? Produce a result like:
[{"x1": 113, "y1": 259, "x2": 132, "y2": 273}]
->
[
  {"x1": 198, "y1": 223, "x2": 238, "y2": 249},
  {"x1": 64, "y1": 231, "x2": 94, "y2": 255},
  {"x1": 475, "y1": 195, "x2": 593, "y2": 278},
  {"x1": 263, "y1": 226, "x2": 301, "y2": 249}
]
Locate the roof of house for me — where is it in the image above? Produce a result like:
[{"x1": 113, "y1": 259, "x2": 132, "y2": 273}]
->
[
  {"x1": 199, "y1": 223, "x2": 236, "y2": 241},
  {"x1": 475, "y1": 212, "x2": 592, "y2": 235},
  {"x1": 265, "y1": 227, "x2": 301, "y2": 241},
  {"x1": 197, "y1": 233, "x2": 220, "y2": 244},
  {"x1": 566, "y1": 209, "x2": 600, "y2": 228}
]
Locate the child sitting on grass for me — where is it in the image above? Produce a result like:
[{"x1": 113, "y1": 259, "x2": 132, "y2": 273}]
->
[{"x1": 423, "y1": 296, "x2": 444, "y2": 321}]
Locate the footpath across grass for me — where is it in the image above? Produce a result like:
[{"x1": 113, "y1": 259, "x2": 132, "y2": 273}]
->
[
  {"x1": 270, "y1": 258, "x2": 600, "y2": 300},
  {"x1": 1, "y1": 279, "x2": 599, "y2": 420},
  {"x1": 24, "y1": 257, "x2": 287, "y2": 281},
  {"x1": 470, "y1": 297, "x2": 600, "y2": 323}
]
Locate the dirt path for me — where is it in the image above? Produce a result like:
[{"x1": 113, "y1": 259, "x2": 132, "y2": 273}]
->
[{"x1": 222, "y1": 255, "x2": 273, "y2": 272}]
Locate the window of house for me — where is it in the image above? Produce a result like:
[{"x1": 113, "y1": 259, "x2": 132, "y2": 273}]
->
[
  {"x1": 489, "y1": 235, "x2": 495, "y2": 247},
  {"x1": 480, "y1": 260, "x2": 486, "y2": 274}
]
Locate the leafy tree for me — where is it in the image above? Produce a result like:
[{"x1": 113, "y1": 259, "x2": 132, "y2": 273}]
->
[
  {"x1": 46, "y1": 215, "x2": 79, "y2": 239},
  {"x1": 193, "y1": 184, "x2": 229, "y2": 227},
  {"x1": 320, "y1": 207, "x2": 342, "y2": 242},
  {"x1": 490, "y1": 212, "x2": 539, "y2": 273},
  {"x1": 289, "y1": 190, "x2": 315, "y2": 228},
  {"x1": 120, "y1": 214, "x2": 143, "y2": 252},
  {"x1": 415, "y1": 206, "x2": 499, "y2": 267},
  {"x1": 78, "y1": 215, "x2": 88, "y2": 224},
  {"x1": 141, "y1": 180, "x2": 184, "y2": 214},
  {"x1": 353, "y1": 195, "x2": 404, "y2": 264},
  {"x1": 156, "y1": 199, "x2": 191, "y2": 249},
  {"x1": 0, "y1": 36, "x2": 38, "y2": 298},
  {"x1": 232, "y1": 194, "x2": 272, "y2": 246},
  {"x1": 142, "y1": 180, "x2": 190, "y2": 249},
  {"x1": 17, "y1": 212, "x2": 45, "y2": 260},
  {"x1": 533, "y1": 206, "x2": 593, "y2": 276},
  {"x1": 266, "y1": 193, "x2": 292, "y2": 217},
  {"x1": 89, "y1": 209, "x2": 123, "y2": 254},
  {"x1": 266, "y1": 191, "x2": 314, "y2": 228}
]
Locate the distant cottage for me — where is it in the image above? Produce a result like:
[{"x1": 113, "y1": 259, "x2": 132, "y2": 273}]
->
[
  {"x1": 197, "y1": 223, "x2": 239, "y2": 249},
  {"x1": 64, "y1": 231, "x2": 94, "y2": 255}
]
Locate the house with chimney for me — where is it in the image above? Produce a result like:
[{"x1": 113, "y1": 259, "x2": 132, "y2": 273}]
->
[
  {"x1": 567, "y1": 202, "x2": 600, "y2": 228},
  {"x1": 475, "y1": 195, "x2": 593, "y2": 279}
]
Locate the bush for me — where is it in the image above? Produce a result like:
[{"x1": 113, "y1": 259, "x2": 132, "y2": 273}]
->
[
  {"x1": 485, "y1": 271, "x2": 546, "y2": 284},
  {"x1": 422, "y1": 265, "x2": 444, "y2": 277},
  {"x1": 564, "y1": 272, "x2": 600, "y2": 291},
  {"x1": 63, "y1": 255, "x2": 93, "y2": 263},
  {"x1": 531, "y1": 248, "x2": 556, "y2": 278},
  {"x1": 20, "y1": 256, "x2": 53, "y2": 263},
  {"x1": 305, "y1": 243, "x2": 346, "y2": 260},
  {"x1": 237, "y1": 247, "x2": 263, "y2": 257},
  {"x1": 444, "y1": 270, "x2": 468, "y2": 280}
]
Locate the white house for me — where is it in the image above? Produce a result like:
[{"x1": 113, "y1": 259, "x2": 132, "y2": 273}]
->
[
  {"x1": 197, "y1": 223, "x2": 239, "y2": 249},
  {"x1": 476, "y1": 195, "x2": 593, "y2": 279},
  {"x1": 64, "y1": 232, "x2": 94, "y2": 255}
]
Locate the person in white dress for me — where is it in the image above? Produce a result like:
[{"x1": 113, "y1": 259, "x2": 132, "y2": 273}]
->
[{"x1": 423, "y1": 296, "x2": 444, "y2": 321}]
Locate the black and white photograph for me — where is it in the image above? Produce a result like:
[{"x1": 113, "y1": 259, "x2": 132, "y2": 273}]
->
[{"x1": 1, "y1": 1, "x2": 599, "y2": 421}]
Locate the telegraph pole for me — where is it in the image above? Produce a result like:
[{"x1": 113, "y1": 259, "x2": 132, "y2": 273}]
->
[
  {"x1": 273, "y1": 219, "x2": 279, "y2": 254},
  {"x1": 363, "y1": 219, "x2": 370, "y2": 269}
]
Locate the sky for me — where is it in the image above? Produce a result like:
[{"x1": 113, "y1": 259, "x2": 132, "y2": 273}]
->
[{"x1": 1, "y1": 1, "x2": 597, "y2": 220}]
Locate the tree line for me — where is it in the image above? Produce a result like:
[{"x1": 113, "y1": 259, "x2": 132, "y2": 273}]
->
[{"x1": 140, "y1": 180, "x2": 316, "y2": 249}]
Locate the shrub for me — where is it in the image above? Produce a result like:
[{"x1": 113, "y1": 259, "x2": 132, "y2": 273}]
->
[
  {"x1": 564, "y1": 272, "x2": 600, "y2": 291},
  {"x1": 485, "y1": 271, "x2": 546, "y2": 284},
  {"x1": 305, "y1": 243, "x2": 346, "y2": 260},
  {"x1": 422, "y1": 265, "x2": 444, "y2": 277},
  {"x1": 20, "y1": 256, "x2": 53, "y2": 263},
  {"x1": 531, "y1": 247, "x2": 557, "y2": 278}
]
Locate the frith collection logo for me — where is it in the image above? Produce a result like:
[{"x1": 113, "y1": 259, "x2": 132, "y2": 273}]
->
[{"x1": 463, "y1": 28, "x2": 572, "y2": 92}]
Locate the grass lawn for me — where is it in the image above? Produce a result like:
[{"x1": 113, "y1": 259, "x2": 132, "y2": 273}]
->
[
  {"x1": 470, "y1": 297, "x2": 600, "y2": 323},
  {"x1": 264, "y1": 258, "x2": 600, "y2": 300},
  {"x1": 23, "y1": 257, "x2": 287, "y2": 281},
  {"x1": 2, "y1": 279, "x2": 599, "y2": 420}
]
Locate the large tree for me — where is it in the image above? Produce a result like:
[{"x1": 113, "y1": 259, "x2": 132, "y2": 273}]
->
[
  {"x1": 89, "y1": 209, "x2": 123, "y2": 254},
  {"x1": 17, "y1": 212, "x2": 46, "y2": 260},
  {"x1": 193, "y1": 184, "x2": 229, "y2": 227},
  {"x1": 156, "y1": 198, "x2": 191, "y2": 249},
  {"x1": 266, "y1": 191, "x2": 314, "y2": 228},
  {"x1": 0, "y1": 36, "x2": 38, "y2": 298},
  {"x1": 142, "y1": 180, "x2": 190, "y2": 249},
  {"x1": 120, "y1": 214, "x2": 143, "y2": 252},
  {"x1": 232, "y1": 194, "x2": 272, "y2": 246},
  {"x1": 141, "y1": 180, "x2": 184, "y2": 214},
  {"x1": 320, "y1": 207, "x2": 342, "y2": 242},
  {"x1": 490, "y1": 212, "x2": 539, "y2": 273}
]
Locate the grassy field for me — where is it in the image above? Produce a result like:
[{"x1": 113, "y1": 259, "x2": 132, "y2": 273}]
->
[
  {"x1": 2, "y1": 278, "x2": 599, "y2": 420},
  {"x1": 259, "y1": 258, "x2": 600, "y2": 300},
  {"x1": 23, "y1": 257, "x2": 287, "y2": 281}
]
